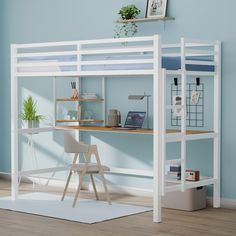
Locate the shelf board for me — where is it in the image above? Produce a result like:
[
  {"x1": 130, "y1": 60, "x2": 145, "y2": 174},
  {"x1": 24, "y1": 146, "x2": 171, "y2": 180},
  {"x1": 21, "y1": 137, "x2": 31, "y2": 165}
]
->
[
  {"x1": 115, "y1": 16, "x2": 175, "y2": 23},
  {"x1": 165, "y1": 176, "x2": 216, "y2": 193},
  {"x1": 56, "y1": 98, "x2": 104, "y2": 102},
  {"x1": 56, "y1": 119, "x2": 104, "y2": 123},
  {"x1": 18, "y1": 127, "x2": 54, "y2": 134}
]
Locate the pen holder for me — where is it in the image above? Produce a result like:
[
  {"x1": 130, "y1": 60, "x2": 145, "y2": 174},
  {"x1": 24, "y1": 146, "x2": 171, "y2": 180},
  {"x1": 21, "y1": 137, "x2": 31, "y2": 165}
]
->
[{"x1": 71, "y1": 89, "x2": 78, "y2": 99}]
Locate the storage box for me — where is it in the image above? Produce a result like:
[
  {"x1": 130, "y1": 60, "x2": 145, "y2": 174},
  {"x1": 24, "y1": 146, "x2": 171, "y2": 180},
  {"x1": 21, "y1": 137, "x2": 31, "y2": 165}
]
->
[{"x1": 162, "y1": 186, "x2": 206, "y2": 211}]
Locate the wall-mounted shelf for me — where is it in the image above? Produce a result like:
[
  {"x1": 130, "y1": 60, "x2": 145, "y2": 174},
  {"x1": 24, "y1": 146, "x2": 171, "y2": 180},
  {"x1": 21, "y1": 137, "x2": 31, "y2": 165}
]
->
[
  {"x1": 56, "y1": 98, "x2": 104, "y2": 102},
  {"x1": 18, "y1": 127, "x2": 54, "y2": 134},
  {"x1": 56, "y1": 119, "x2": 104, "y2": 123},
  {"x1": 115, "y1": 16, "x2": 174, "y2": 24}
]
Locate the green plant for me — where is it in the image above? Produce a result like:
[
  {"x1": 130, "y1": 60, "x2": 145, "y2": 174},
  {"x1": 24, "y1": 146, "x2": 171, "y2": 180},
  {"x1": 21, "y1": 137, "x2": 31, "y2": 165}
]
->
[
  {"x1": 20, "y1": 96, "x2": 43, "y2": 121},
  {"x1": 114, "y1": 4, "x2": 141, "y2": 38}
]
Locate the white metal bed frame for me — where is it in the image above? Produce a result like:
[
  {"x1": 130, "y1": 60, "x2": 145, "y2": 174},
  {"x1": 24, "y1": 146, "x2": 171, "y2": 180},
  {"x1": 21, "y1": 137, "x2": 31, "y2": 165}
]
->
[{"x1": 11, "y1": 35, "x2": 221, "y2": 223}]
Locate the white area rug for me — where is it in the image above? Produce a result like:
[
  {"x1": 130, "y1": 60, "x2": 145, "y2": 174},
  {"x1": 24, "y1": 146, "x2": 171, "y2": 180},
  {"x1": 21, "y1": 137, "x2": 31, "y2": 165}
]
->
[{"x1": 0, "y1": 193, "x2": 151, "y2": 224}]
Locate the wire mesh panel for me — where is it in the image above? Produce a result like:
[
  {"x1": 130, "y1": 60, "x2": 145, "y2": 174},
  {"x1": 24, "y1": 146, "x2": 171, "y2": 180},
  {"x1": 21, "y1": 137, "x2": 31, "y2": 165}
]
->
[{"x1": 171, "y1": 78, "x2": 204, "y2": 127}]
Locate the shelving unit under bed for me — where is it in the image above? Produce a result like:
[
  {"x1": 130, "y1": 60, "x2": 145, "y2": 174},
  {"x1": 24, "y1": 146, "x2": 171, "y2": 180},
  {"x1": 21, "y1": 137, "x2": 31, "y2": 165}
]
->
[{"x1": 11, "y1": 35, "x2": 221, "y2": 223}]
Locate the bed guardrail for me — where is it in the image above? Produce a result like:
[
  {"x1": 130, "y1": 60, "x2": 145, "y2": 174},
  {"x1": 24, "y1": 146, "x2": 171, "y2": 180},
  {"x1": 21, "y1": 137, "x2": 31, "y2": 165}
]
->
[
  {"x1": 12, "y1": 35, "x2": 218, "y2": 77},
  {"x1": 14, "y1": 36, "x2": 158, "y2": 77}
]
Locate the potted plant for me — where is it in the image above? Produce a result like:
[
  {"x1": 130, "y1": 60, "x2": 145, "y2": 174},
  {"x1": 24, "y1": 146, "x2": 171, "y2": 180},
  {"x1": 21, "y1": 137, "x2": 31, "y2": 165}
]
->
[
  {"x1": 20, "y1": 96, "x2": 43, "y2": 128},
  {"x1": 114, "y1": 4, "x2": 141, "y2": 38}
]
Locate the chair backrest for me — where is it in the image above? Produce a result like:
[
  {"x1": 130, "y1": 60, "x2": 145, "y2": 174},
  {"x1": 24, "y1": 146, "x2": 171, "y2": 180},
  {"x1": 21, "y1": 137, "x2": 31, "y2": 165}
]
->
[{"x1": 64, "y1": 131, "x2": 89, "y2": 154}]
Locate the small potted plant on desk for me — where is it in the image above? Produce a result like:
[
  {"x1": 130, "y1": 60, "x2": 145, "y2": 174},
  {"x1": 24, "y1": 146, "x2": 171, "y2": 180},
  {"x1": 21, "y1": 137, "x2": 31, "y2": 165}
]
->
[
  {"x1": 114, "y1": 4, "x2": 141, "y2": 38},
  {"x1": 20, "y1": 96, "x2": 44, "y2": 129}
]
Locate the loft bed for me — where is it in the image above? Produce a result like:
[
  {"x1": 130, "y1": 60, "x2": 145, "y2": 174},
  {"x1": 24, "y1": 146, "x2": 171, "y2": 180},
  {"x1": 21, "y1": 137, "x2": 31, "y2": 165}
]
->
[{"x1": 11, "y1": 35, "x2": 221, "y2": 223}]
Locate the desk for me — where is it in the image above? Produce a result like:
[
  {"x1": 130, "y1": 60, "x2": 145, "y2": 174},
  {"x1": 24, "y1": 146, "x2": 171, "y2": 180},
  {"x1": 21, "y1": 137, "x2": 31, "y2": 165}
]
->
[
  {"x1": 56, "y1": 125, "x2": 153, "y2": 134},
  {"x1": 54, "y1": 125, "x2": 215, "y2": 176},
  {"x1": 12, "y1": 125, "x2": 215, "y2": 224},
  {"x1": 62, "y1": 126, "x2": 216, "y2": 223},
  {"x1": 56, "y1": 125, "x2": 155, "y2": 176},
  {"x1": 55, "y1": 125, "x2": 213, "y2": 137}
]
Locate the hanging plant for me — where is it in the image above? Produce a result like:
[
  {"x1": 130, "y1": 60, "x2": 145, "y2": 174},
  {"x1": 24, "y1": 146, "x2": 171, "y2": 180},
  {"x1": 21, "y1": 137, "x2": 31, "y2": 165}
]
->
[{"x1": 114, "y1": 4, "x2": 141, "y2": 38}]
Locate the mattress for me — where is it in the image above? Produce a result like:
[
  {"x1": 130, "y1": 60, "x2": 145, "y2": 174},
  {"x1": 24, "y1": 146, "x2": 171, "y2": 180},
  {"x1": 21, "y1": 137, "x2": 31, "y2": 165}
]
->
[{"x1": 18, "y1": 55, "x2": 214, "y2": 73}]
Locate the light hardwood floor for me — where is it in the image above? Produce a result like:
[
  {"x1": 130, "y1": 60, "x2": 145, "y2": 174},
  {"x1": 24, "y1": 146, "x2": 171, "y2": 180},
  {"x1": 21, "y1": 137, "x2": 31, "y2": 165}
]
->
[{"x1": 0, "y1": 179, "x2": 235, "y2": 236}]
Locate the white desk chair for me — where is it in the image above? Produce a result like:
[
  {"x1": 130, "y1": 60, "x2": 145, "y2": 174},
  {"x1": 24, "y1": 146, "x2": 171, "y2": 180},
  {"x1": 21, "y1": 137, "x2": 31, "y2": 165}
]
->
[{"x1": 61, "y1": 131, "x2": 111, "y2": 207}]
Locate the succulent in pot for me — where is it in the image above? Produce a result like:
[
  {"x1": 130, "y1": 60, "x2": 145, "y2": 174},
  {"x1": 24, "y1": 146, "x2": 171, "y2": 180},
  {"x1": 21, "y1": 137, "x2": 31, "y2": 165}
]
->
[{"x1": 20, "y1": 96, "x2": 43, "y2": 128}]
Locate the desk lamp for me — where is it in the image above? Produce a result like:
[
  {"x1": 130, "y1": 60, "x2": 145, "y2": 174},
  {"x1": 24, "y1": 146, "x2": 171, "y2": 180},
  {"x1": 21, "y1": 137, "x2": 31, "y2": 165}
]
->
[{"x1": 128, "y1": 92, "x2": 151, "y2": 129}]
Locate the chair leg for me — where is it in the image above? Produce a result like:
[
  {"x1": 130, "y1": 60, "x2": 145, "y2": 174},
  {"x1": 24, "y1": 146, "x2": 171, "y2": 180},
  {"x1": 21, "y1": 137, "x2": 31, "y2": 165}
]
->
[
  {"x1": 93, "y1": 147, "x2": 111, "y2": 205},
  {"x1": 72, "y1": 152, "x2": 91, "y2": 207},
  {"x1": 72, "y1": 173, "x2": 84, "y2": 208},
  {"x1": 18, "y1": 176, "x2": 22, "y2": 186},
  {"x1": 90, "y1": 174, "x2": 99, "y2": 200},
  {"x1": 61, "y1": 170, "x2": 73, "y2": 201},
  {"x1": 100, "y1": 172, "x2": 111, "y2": 205},
  {"x1": 61, "y1": 153, "x2": 79, "y2": 201}
]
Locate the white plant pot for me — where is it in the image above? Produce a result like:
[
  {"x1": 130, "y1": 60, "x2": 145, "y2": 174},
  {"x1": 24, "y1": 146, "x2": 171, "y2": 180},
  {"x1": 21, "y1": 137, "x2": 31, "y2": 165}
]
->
[{"x1": 22, "y1": 120, "x2": 39, "y2": 129}]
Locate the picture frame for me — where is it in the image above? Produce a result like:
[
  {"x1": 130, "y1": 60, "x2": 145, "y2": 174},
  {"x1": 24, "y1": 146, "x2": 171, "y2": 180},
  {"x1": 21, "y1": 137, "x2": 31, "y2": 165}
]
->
[{"x1": 146, "y1": 0, "x2": 167, "y2": 18}]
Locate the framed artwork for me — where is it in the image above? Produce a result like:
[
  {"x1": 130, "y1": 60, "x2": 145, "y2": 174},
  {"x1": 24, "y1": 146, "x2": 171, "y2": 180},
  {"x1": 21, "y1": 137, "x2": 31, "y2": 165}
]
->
[{"x1": 146, "y1": 0, "x2": 167, "y2": 18}]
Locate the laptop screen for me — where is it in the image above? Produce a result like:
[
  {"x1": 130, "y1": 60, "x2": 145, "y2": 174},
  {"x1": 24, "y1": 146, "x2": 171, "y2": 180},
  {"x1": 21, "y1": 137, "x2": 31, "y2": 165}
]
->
[{"x1": 124, "y1": 111, "x2": 146, "y2": 128}]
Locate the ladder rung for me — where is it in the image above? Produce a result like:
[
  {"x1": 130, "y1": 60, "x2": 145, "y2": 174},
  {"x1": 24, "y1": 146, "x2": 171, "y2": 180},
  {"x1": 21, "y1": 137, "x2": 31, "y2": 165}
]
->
[
  {"x1": 166, "y1": 105, "x2": 184, "y2": 110},
  {"x1": 165, "y1": 159, "x2": 182, "y2": 165}
]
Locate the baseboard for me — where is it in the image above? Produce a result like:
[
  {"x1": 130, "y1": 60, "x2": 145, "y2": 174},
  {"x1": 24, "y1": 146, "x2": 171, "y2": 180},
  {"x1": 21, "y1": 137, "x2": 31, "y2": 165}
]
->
[
  {"x1": 1, "y1": 172, "x2": 236, "y2": 209},
  {"x1": 207, "y1": 197, "x2": 236, "y2": 209},
  {"x1": 0, "y1": 172, "x2": 13, "y2": 181},
  {"x1": 88, "y1": 181, "x2": 153, "y2": 197},
  {"x1": 0, "y1": 172, "x2": 89, "y2": 190},
  {"x1": 92, "y1": 181, "x2": 236, "y2": 209}
]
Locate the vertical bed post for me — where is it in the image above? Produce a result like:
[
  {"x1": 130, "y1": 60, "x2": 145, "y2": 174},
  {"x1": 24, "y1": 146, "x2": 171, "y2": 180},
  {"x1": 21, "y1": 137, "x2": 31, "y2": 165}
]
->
[
  {"x1": 213, "y1": 40, "x2": 221, "y2": 208},
  {"x1": 76, "y1": 74, "x2": 81, "y2": 141},
  {"x1": 77, "y1": 42, "x2": 82, "y2": 96},
  {"x1": 53, "y1": 77, "x2": 56, "y2": 127},
  {"x1": 11, "y1": 44, "x2": 18, "y2": 200},
  {"x1": 71, "y1": 43, "x2": 82, "y2": 189},
  {"x1": 160, "y1": 68, "x2": 166, "y2": 197},
  {"x1": 77, "y1": 43, "x2": 82, "y2": 142},
  {"x1": 180, "y1": 37, "x2": 186, "y2": 192},
  {"x1": 102, "y1": 77, "x2": 106, "y2": 125},
  {"x1": 153, "y1": 34, "x2": 162, "y2": 223}
]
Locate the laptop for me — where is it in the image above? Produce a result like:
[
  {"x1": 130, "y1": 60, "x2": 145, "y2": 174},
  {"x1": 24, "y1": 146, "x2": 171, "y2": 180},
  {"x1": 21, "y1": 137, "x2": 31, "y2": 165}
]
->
[{"x1": 113, "y1": 111, "x2": 146, "y2": 130}]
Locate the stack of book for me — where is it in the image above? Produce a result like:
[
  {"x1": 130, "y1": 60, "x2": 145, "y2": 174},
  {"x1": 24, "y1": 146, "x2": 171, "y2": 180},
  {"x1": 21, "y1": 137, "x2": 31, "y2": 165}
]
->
[
  {"x1": 167, "y1": 164, "x2": 181, "y2": 180},
  {"x1": 81, "y1": 93, "x2": 97, "y2": 99}
]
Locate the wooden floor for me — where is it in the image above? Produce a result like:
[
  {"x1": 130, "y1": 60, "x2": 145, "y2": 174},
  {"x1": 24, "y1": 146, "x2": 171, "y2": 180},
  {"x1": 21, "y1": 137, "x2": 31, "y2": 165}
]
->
[{"x1": 0, "y1": 180, "x2": 235, "y2": 236}]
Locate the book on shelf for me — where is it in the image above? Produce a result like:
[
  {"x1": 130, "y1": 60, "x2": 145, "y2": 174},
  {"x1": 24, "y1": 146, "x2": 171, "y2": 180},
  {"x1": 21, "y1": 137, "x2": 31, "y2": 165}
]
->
[
  {"x1": 186, "y1": 170, "x2": 200, "y2": 181},
  {"x1": 81, "y1": 93, "x2": 97, "y2": 99},
  {"x1": 170, "y1": 164, "x2": 181, "y2": 172},
  {"x1": 166, "y1": 170, "x2": 200, "y2": 181},
  {"x1": 167, "y1": 171, "x2": 181, "y2": 180}
]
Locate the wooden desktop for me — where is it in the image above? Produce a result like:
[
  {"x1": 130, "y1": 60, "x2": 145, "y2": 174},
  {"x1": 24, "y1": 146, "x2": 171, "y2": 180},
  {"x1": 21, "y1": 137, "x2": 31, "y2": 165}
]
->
[{"x1": 55, "y1": 125, "x2": 212, "y2": 135}]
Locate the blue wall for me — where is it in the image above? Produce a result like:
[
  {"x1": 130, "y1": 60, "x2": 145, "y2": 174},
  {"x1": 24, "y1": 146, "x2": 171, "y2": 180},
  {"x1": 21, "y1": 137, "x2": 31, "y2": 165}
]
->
[{"x1": 0, "y1": 0, "x2": 236, "y2": 199}]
